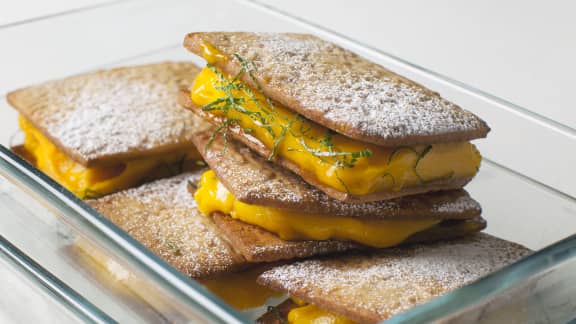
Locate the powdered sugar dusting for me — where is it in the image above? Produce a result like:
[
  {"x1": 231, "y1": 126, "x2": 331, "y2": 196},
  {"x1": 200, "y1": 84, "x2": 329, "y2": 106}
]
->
[
  {"x1": 118, "y1": 172, "x2": 200, "y2": 209},
  {"x1": 259, "y1": 233, "x2": 531, "y2": 322},
  {"x1": 190, "y1": 33, "x2": 489, "y2": 145},
  {"x1": 12, "y1": 62, "x2": 205, "y2": 164},
  {"x1": 432, "y1": 194, "x2": 481, "y2": 214},
  {"x1": 88, "y1": 172, "x2": 246, "y2": 278}
]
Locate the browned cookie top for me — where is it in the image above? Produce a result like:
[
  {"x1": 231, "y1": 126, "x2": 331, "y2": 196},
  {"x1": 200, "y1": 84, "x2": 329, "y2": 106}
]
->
[
  {"x1": 184, "y1": 32, "x2": 489, "y2": 147},
  {"x1": 212, "y1": 213, "x2": 486, "y2": 264},
  {"x1": 258, "y1": 233, "x2": 531, "y2": 323},
  {"x1": 8, "y1": 62, "x2": 208, "y2": 166},
  {"x1": 212, "y1": 213, "x2": 359, "y2": 263},
  {"x1": 88, "y1": 172, "x2": 247, "y2": 279}
]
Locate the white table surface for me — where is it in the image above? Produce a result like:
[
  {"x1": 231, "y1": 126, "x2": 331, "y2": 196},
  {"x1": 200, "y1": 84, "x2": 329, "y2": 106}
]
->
[{"x1": 0, "y1": 1, "x2": 575, "y2": 323}]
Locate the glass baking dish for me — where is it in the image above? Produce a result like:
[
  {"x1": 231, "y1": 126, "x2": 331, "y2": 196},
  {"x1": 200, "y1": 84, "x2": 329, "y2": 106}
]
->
[
  {"x1": 2, "y1": 143, "x2": 576, "y2": 324},
  {"x1": 1, "y1": 20, "x2": 576, "y2": 324}
]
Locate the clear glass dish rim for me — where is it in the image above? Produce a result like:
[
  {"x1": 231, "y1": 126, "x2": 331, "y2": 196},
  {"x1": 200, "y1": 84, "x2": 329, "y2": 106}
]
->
[
  {"x1": 388, "y1": 232, "x2": 576, "y2": 322},
  {"x1": 0, "y1": 233, "x2": 115, "y2": 324},
  {"x1": 0, "y1": 145, "x2": 249, "y2": 324}
]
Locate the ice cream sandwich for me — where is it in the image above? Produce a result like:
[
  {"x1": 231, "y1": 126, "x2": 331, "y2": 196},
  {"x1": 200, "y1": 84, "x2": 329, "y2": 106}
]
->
[
  {"x1": 86, "y1": 173, "x2": 280, "y2": 310},
  {"x1": 257, "y1": 233, "x2": 531, "y2": 323},
  {"x1": 179, "y1": 32, "x2": 489, "y2": 202},
  {"x1": 190, "y1": 129, "x2": 486, "y2": 262},
  {"x1": 87, "y1": 172, "x2": 246, "y2": 279},
  {"x1": 7, "y1": 62, "x2": 209, "y2": 198}
]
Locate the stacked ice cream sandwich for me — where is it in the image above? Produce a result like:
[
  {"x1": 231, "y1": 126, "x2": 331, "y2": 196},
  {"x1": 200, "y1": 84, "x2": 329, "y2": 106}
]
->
[
  {"x1": 174, "y1": 32, "x2": 530, "y2": 322},
  {"x1": 178, "y1": 32, "x2": 487, "y2": 253}
]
